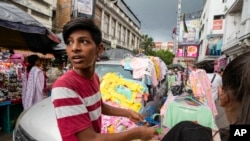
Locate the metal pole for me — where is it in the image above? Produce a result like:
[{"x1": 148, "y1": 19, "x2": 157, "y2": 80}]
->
[{"x1": 175, "y1": 0, "x2": 182, "y2": 55}]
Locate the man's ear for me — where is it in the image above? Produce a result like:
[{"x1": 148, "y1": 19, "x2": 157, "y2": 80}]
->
[{"x1": 97, "y1": 44, "x2": 104, "y2": 56}]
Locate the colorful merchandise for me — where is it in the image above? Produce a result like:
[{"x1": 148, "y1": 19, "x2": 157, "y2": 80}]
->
[
  {"x1": 163, "y1": 99, "x2": 216, "y2": 129},
  {"x1": 100, "y1": 72, "x2": 148, "y2": 112},
  {"x1": 188, "y1": 69, "x2": 217, "y2": 116},
  {"x1": 101, "y1": 103, "x2": 138, "y2": 134}
]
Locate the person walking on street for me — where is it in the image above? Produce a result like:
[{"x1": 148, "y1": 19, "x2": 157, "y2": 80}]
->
[
  {"x1": 22, "y1": 54, "x2": 45, "y2": 110},
  {"x1": 51, "y1": 18, "x2": 156, "y2": 141},
  {"x1": 204, "y1": 67, "x2": 229, "y2": 129}
]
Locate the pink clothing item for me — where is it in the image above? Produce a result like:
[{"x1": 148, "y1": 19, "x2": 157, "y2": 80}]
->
[
  {"x1": 101, "y1": 102, "x2": 137, "y2": 133},
  {"x1": 188, "y1": 69, "x2": 217, "y2": 116},
  {"x1": 130, "y1": 57, "x2": 158, "y2": 87},
  {"x1": 22, "y1": 66, "x2": 44, "y2": 110}
]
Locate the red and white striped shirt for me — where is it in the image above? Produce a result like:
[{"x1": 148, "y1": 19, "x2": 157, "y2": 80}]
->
[{"x1": 51, "y1": 70, "x2": 102, "y2": 141}]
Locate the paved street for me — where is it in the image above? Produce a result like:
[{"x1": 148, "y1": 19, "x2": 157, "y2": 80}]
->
[{"x1": 0, "y1": 131, "x2": 12, "y2": 141}]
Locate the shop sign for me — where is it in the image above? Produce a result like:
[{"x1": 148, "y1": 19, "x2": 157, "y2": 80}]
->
[
  {"x1": 76, "y1": 0, "x2": 96, "y2": 19},
  {"x1": 178, "y1": 19, "x2": 200, "y2": 45},
  {"x1": 213, "y1": 19, "x2": 223, "y2": 30}
]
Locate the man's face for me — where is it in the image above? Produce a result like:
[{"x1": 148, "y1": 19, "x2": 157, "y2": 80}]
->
[{"x1": 65, "y1": 30, "x2": 102, "y2": 70}]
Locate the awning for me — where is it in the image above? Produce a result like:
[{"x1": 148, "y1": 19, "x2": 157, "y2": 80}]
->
[{"x1": 13, "y1": 49, "x2": 54, "y2": 59}]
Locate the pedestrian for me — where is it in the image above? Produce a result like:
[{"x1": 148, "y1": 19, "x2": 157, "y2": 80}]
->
[
  {"x1": 51, "y1": 17, "x2": 156, "y2": 141},
  {"x1": 204, "y1": 66, "x2": 229, "y2": 129},
  {"x1": 217, "y1": 52, "x2": 250, "y2": 141},
  {"x1": 22, "y1": 54, "x2": 45, "y2": 110}
]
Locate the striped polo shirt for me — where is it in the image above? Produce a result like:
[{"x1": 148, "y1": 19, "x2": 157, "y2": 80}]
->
[{"x1": 51, "y1": 70, "x2": 102, "y2": 141}]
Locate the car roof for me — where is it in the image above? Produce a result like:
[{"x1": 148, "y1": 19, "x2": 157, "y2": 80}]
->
[{"x1": 96, "y1": 59, "x2": 122, "y2": 65}]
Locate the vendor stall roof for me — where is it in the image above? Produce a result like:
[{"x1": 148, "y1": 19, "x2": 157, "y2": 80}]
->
[{"x1": 0, "y1": 1, "x2": 60, "y2": 54}]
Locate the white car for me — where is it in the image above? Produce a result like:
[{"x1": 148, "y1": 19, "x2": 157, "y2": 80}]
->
[{"x1": 13, "y1": 59, "x2": 167, "y2": 141}]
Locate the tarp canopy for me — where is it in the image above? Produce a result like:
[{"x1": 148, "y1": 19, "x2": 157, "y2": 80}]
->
[{"x1": 0, "y1": 1, "x2": 60, "y2": 54}]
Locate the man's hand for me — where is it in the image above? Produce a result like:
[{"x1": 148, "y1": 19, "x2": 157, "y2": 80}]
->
[
  {"x1": 126, "y1": 109, "x2": 144, "y2": 123},
  {"x1": 138, "y1": 126, "x2": 157, "y2": 140}
]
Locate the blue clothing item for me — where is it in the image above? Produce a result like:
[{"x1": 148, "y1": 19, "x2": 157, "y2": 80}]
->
[
  {"x1": 145, "y1": 75, "x2": 152, "y2": 86},
  {"x1": 124, "y1": 62, "x2": 132, "y2": 70},
  {"x1": 216, "y1": 39, "x2": 223, "y2": 50},
  {"x1": 115, "y1": 85, "x2": 132, "y2": 100}
]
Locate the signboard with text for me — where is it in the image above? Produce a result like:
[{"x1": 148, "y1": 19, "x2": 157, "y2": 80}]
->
[
  {"x1": 178, "y1": 19, "x2": 200, "y2": 45},
  {"x1": 213, "y1": 19, "x2": 223, "y2": 30},
  {"x1": 76, "y1": 0, "x2": 96, "y2": 19}
]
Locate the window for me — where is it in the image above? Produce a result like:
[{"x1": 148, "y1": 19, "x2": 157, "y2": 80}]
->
[
  {"x1": 214, "y1": 15, "x2": 224, "y2": 20},
  {"x1": 241, "y1": 0, "x2": 250, "y2": 22},
  {"x1": 116, "y1": 24, "x2": 121, "y2": 41},
  {"x1": 127, "y1": 31, "x2": 130, "y2": 45},
  {"x1": 111, "y1": 19, "x2": 115, "y2": 38},
  {"x1": 103, "y1": 14, "x2": 109, "y2": 34},
  {"x1": 122, "y1": 27, "x2": 126, "y2": 43}
]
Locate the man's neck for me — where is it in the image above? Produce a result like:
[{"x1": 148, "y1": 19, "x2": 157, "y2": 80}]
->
[{"x1": 73, "y1": 66, "x2": 95, "y2": 80}]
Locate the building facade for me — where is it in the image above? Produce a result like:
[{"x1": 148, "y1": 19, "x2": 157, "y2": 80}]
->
[
  {"x1": 55, "y1": 0, "x2": 142, "y2": 50},
  {"x1": 222, "y1": 0, "x2": 250, "y2": 61},
  {"x1": 197, "y1": 0, "x2": 227, "y2": 67},
  {"x1": 9, "y1": 0, "x2": 56, "y2": 30}
]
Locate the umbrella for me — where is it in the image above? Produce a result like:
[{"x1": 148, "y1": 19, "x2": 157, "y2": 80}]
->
[{"x1": 0, "y1": 1, "x2": 61, "y2": 54}]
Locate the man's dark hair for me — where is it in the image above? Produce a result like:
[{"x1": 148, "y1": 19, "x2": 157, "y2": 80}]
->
[{"x1": 63, "y1": 18, "x2": 102, "y2": 46}]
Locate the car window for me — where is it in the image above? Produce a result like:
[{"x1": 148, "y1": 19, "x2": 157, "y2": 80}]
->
[{"x1": 95, "y1": 64, "x2": 133, "y2": 79}]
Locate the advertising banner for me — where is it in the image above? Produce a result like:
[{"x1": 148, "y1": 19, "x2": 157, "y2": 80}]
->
[
  {"x1": 177, "y1": 46, "x2": 184, "y2": 57},
  {"x1": 77, "y1": 0, "x2": 96, "y2": 19},
  {"x1": 213, "y1": 19, "x2": 223, "y2": 30},
  {"x1": 206, "y1": 34, "x2": 223, "y2": 56},
  {"x1": 177, "y1": 45, "x2": 198, "y2": 57},
  {"x1": 178, "y1": 19, "x2": 200, "y2": 45},
  {"x1": 186, "y1": 45, "x2": 198, "y2": 57}
]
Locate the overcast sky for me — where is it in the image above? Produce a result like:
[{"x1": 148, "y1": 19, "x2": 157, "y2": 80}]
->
[{"x1": 123, "y1": 0, "x2": 204, "y2": 42}]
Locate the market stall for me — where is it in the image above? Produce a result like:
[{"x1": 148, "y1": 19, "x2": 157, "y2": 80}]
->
[{"x1": 0, "y1": 50, "x2": 25, "y2": 133}]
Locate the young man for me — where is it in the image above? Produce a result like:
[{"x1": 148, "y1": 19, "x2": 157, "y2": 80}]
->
[{"x1": 51, "y1": 18, "x2": 156, "y2": 141}]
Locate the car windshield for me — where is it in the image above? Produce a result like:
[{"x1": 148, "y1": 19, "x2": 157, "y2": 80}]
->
[{"x1": 95, "y1": 64, "x2": 133, "y2": 79}]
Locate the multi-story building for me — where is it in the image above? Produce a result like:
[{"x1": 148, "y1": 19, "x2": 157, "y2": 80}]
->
[
  {"x1": 9, "y1": 0, "x2": 56, "y2": 30},
  {"x1": 197, "y1": 0, "x2": 227, "y2": 68},
  {"x1": 222, "y1": 0, "x2": 250, "y2": 60},
  {"x1": 55, "y1": 0, "x2": 142, "y2": 50},
  {"x1": 153, "y1": 42, "x2": 174, "y2": 52}
]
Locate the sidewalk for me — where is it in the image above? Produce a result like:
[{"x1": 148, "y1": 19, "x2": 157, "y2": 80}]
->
[{"x1": 0, "y1": 131, "x2": 12, "y2": 141}]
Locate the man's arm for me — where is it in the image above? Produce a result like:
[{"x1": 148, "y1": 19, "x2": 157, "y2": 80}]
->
[
  {"x1": 76, "y1": 124, "x2": 155, "y2": 141},
  {"x1": 101, "y1": 102, "x2": 130, "y2": 117}
]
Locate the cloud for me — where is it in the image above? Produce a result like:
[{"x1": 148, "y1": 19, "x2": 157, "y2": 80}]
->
[{"x1": 123, "y1": 0, "x2": 204, "y2": 42}]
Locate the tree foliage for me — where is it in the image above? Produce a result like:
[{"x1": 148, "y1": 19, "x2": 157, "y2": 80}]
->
[
  {"x1": 139, "y1": 34, "x2": 175, "y2": 65},
  {"x1": 148, "y1": 50, "x2": 175, "y2": 65},
  {"x1": 140, "y1": 34, "x2": 155, "y2": 54}
]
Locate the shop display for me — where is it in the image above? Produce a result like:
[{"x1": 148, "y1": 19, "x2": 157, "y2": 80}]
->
[
  {"x1": 0, "y1": 50, "x2": 24, "y2": 104},
  {"x1": 100, "y1": 72, "x2": 148, "y2": 112}
]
